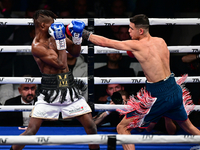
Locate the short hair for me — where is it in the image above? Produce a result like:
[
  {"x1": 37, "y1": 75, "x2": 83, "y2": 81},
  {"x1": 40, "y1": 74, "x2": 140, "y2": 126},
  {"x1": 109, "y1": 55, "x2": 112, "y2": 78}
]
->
[
  {"x1": 118, "y1": 90, "x2": 129, "y2": 99},
  {"x1": 33, "y1": 10, "x2": 57, "y2": 27},
  {"x1": 130, "y1": 14, "x2": 149, "y2": 30}
]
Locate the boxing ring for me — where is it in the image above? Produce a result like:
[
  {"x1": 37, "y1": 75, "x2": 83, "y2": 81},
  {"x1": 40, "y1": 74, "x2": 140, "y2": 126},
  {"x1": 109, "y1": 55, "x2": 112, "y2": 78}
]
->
[{"x1": 0, "y1": 18, "x2": 200, "y2": 150}]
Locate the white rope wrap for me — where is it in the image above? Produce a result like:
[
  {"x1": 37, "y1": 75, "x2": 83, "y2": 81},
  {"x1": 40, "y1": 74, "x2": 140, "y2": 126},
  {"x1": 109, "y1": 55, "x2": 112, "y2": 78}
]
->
[
  {"x1": 94, "y1": 76, "x2": 200, "y2": 84},
  {"x1": 0, "y1": 104, "x2": 200, "y2": 112},
  {"x1": 1, "y1": 18, "x2": 200, "y2": 26},
  {"x1": 94, "y1": 46, "x2": 200, "y2": 54},
  {"x1": 0, "y1": 76, "x2": 199, "y2": 84},
  {"x1": 0, "y1": 77, "x2": 87, "y2": 84},
  {"x1": 94, "y1": 18, "x2": 200, "y2": 26},
  {"x1": 0, "y1": 45, "x2": 200, "y2": 53},
  {"x1": 0, "y1": 46, "x2": 88, "y2": 54},
  {"x1": 95, "y1": 104, "x2": 200, "y2": 111},
  {"x1": 0, "y1": 134, "x2": 199, "y2": 145},
  {"x1": 116, "y1": 135, "x2": 200, "y2": 144},
  {"x1": 0, "y1": 18, "x2": 88, "y2": 26}
]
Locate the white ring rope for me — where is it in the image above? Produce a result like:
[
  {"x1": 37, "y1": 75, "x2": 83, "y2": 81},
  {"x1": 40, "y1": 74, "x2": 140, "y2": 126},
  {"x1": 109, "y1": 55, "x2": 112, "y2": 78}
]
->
[
  {"x1": 0, "y1": 18, "x2": 88, "y2": 26},
  {"x1": 0, "y1": 76, "x2": 199, "y2": 84},
  {"x1": 94, "y1": 76, "x2": 200, "y2": 84},
  {"x1": 94, "y1": 18, "x2": 200, "y2": 26},
  {"x1": 0, "y1": 77, "x2": 88, "y2": 84},
  {"x1": 0, "y1": 45, "x2": 200, "y2": 54},
  {"x1": 0, "y1": 104, "x2": 200, "y2": 112},
  {"x1": 94, "y1": 46, "x2": 200, "y2": 54},
  {"x1": 0, "y1": 45, "x2": 88, "y2": 54},
  {"x1": 0, "y1": 134, "x2": 199, "y2": 145},
  {"x1": 1, "y1": 18, "x2": 200, "y2": 26}
]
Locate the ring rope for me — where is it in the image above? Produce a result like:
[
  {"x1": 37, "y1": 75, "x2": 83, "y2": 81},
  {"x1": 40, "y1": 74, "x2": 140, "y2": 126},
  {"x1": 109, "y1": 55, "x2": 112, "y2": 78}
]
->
[
  {"x1": 94, "y1": 18, "x2": 200, "y2": 26},
  {"x1": 0, "y1": 104, "x2": 199, "y2": 112},
  {"x1": 0, "y1": 45, "x2": 200, "y2": 54},
  {"x1": 0, "y1": 76, "x2": 199, "y2": 84},
  {"x1": 0, "y1": 45, "x2": 88, "y2": 54},
  {"x1": 1, "y1": 18, "x2": 200, "y2": 26},
  {"x1": 0, "y1": 18, "x2": 88, "y2": 26},
  {"x1": 0, "y1": 134, "x2": 199, "y2": 145},
  {"x1": 94, "y1": 76, "x2": 199, "y2": 84},
  {"x1": 0, "y1": 77, "x2": 88, "y2": 84},
  {"x1": 94, "y1": 46, "x2": 200, "y2": 54}
]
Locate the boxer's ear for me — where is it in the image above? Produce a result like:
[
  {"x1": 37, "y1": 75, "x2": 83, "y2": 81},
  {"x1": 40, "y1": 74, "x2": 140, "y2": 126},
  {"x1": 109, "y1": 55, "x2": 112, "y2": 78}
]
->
[
  {"x1": 139, "y1": 28, "x2": 144, "y2": 35},
  {"x1": 41, "y1": 22, "x2": 45, "y2": 29}
]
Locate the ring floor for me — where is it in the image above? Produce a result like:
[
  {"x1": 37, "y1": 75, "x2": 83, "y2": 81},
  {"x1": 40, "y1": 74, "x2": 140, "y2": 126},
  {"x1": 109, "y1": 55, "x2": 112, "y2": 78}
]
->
[{"x1": 0, "y1": 126, "x2": 199, "y2": 150}]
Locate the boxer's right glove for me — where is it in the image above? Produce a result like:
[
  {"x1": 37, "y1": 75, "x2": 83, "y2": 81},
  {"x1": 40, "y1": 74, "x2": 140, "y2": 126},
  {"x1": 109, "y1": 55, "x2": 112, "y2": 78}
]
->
[
  {"x1": 66, "y1": 20, "x2": 85, "y2": 45},
  {"x1": 48, "y1": 22, "x2": 66, "y2": 50}
]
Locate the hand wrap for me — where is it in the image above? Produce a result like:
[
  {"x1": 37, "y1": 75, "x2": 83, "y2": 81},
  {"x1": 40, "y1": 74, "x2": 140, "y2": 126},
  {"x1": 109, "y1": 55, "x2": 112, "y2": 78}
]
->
[{"x1": 82, "y1": 29, "x2": 92, "y2": 41}]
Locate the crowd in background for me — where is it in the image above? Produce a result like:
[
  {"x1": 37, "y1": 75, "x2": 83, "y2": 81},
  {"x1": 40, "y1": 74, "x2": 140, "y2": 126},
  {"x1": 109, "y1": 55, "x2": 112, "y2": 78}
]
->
[{"x1": 0, "y1": 0, "x2": 200, "y2": 129}]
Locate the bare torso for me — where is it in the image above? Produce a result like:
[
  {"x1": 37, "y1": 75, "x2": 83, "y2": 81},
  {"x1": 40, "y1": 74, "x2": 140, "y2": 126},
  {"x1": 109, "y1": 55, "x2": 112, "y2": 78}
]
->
[
  {"x1": 31, "y1": 36, "x2": 69, "y2": 75},
  {"x1": 90, "y1": 33, "x2": 171, "y2": 83},
  {"x1": 132, "y1": 36, "x2": 171, "y2": 82}
]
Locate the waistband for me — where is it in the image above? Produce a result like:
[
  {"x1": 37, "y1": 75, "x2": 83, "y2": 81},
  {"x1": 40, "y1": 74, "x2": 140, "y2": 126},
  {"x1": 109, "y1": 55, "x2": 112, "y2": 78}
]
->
[
  {"x1": 145, "y1": 73, "x2": 178, "y2": 97},
  {"x1": 41, "y1": 71, "x2": 75, "y2": 90}
]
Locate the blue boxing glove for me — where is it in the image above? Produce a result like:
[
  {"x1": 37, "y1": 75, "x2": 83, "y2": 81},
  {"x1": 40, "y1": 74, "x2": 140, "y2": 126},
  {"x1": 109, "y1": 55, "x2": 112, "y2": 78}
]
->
[
  {"x1": 48, "y1": 22, "x2": 66, "y2": 50},
  {"x1": 66, "y1": 20, "x2": 85, "y2": 45}
]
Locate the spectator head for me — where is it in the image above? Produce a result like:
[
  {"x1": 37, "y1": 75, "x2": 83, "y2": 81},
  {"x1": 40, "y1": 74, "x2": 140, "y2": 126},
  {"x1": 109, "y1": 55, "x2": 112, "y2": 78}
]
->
[
  {"x1": 118, "y1": 90, "x2": 129, "y2": 104},
  {"x1": 106, "y1": 84, "x2": 124, "y2": 96},
  {"x1": 18, "y1": 84, "x2": 37, "y2": 103},
  {"x1": 107, "y1": 53, "x2": 122, "y2": 63},
  {"x1": 117, "y1": 25, "x2": 130, "y2": 40},
  {"x1": 110, "y1": 0, "x2": 127, "y2": 18},
  {"x1": 25, "y1": 6, "x2": 37, "y2": 18},
  {"x1": 59, "y1": 9, "x2": 71, "y2": 18},
  {"x1": 73, "y1": 0, "x2": 88, "y2": 17}
]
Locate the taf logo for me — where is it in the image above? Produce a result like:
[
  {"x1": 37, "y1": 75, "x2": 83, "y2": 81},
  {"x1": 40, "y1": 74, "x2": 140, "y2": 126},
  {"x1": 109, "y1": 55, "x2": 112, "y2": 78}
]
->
[
  {"x1": 37, "y1": 137, "x2": 50, "y2": 143},
  {"x1": 192, "y1": 78, "x2": 200, "y2": 82},
  {"x1": 142, "y1": 135, "x2": 153, "y2": 140},
  {"x1": 0, "y1": 22, "x2": 7, "y2": 25},
  {"x1": 101, "y1": 79, "x2": 111, "y2": 83},
  {"x1": 28, "y1": 22, "x2": 34, "y2": 26},
  {"x1": 25, "y1": 78, "x2": 34, "y2": 83},
  {"x1": 0, "y1": 138, "x2": 7, "y2": 144},
  {"x1": 132, "y1": 79, "x2": 142, "y2": 83},
  {"x1": 104, "y1": 23, "x2": 115, "y2": 26},
  {"x1": 0, "y1": 78, "x2": 4, "y2": 82},
  {"x1": 192, "y1": 49, "x2": 199, "y2": 52}
]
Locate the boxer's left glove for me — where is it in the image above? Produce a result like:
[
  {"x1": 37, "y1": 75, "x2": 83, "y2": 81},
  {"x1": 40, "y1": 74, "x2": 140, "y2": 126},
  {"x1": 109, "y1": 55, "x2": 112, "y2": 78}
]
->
[
  {"x1": 48, "y1": 22, "x2": 66, "y2": 50},
  {"x1": 66, "y1": 20, "x2": 85, "y2": 45}
]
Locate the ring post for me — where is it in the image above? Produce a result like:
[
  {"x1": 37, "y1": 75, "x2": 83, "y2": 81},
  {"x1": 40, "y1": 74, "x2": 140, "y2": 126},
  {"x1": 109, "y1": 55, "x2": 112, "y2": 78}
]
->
[
  {"x1": 107, "y1": 135, "x2": 116, "y2": 150},
  {"x1": 87, "y1": 18, "x2": 95, "y2": 115}
]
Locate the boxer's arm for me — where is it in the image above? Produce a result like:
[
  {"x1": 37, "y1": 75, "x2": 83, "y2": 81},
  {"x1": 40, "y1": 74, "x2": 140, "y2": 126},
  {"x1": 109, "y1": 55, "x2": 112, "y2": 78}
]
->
[
  {"x1": 32, "y1": 44, "x2": 67, "y2": 70},
  {"x1": 182, "y1": 54, "x2": 200, "y2": 63},
  {"x1": 82, "y1": 30, "x2": 138, "y2": 52},
  {"x1": 66, "y1": 37, "x2": 81, "y2": 57},
  {"x1": 93, "y1": 111, "x2": 111, "y2": 125}
]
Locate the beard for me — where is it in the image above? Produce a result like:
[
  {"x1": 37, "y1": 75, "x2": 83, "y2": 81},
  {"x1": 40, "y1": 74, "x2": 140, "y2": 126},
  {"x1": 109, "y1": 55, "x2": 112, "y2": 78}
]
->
[{"x1": 24, "y1": 94, "x2": 34, "y2": 103}]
